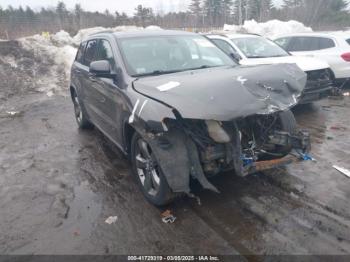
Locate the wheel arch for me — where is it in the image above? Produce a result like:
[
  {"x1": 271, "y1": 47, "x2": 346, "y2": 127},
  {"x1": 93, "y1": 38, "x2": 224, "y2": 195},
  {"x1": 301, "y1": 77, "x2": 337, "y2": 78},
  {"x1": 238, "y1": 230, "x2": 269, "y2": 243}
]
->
[
  {"x1": 123, "y1": 120, "x2": 136, "y2": 156},
  {"x1": 70, "y1": 85, "x2": 77, "y2": 101}
]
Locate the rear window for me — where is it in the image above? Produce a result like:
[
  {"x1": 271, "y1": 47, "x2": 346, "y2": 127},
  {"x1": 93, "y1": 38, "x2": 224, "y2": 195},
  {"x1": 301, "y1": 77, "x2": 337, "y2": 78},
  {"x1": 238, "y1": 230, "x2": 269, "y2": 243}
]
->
[
  {"x1": 288, "y1": 37, "x2": 335, "y2": 52},
  {"x1": 319, "y1": 37, "x2": 336, "y2": 49}
]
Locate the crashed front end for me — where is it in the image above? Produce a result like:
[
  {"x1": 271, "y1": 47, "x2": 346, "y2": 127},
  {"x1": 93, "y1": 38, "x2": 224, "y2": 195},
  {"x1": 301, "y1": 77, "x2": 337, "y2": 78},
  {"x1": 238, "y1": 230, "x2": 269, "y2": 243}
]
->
[{"x1": 131, "y1": 63, "x2": 311, "y2": 194}]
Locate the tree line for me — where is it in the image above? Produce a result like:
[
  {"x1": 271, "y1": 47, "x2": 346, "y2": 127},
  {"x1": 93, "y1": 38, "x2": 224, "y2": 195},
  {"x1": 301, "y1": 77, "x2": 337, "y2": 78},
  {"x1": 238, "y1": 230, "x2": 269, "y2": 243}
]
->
[{"x1": 0, "y1": 0, "x2": 349, "y2": 39}]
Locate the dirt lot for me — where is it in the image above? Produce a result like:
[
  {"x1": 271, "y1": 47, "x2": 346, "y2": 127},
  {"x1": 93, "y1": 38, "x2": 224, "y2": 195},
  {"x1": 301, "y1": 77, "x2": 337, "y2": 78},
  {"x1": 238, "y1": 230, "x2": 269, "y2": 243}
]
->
[{"x1": 1, "y1": 86, "x2": 350, "y2": 256}]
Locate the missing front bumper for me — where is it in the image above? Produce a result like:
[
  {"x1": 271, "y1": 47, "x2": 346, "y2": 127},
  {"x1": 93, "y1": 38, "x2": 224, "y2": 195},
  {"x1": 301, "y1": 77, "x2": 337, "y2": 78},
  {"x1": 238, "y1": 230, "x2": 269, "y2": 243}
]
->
[{"x1": 240, "y1": 130, "x2": 311, "y2": 176}]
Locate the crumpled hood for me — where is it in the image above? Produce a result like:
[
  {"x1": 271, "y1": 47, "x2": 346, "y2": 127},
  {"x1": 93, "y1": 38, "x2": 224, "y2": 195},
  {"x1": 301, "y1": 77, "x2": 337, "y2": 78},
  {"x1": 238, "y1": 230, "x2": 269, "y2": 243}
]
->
[
  {"x1": 133, "y1": 64, "x2": 307, "y2": 121},
  {"x1": 240, "y1": 56, "x2": 330, "y2": 72}
]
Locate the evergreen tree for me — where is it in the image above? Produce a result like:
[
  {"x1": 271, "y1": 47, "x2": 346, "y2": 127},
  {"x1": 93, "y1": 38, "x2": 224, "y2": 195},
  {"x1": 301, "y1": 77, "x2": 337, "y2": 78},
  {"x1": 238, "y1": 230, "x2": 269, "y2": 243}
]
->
[
  {"x1": 248, "y1": 0, "x2": 274, "y2": 21},
  {"x1": 234, "y1": 0, "x2": 248, "y2": 25},
  {"x1": 189, "y1": 0, "x2": 203, "y2": 26},
  {"x1": 223, "y1": 0, "x2": 233, "y2": 24},
  {"x1": 282, "y1": 0, "x2": 303, "y2": 8},
  {"x1": 329, "y1": 0, "x2": 349, "y2": 12},
  {"x1": 74, "y1": 4, "x2": 83, "y2": 28},
  {"x1": 56, "y1": 1, "x2": 68, "y2": 29},
  {"x1": 134, "y1": 5, "x2": 154, "y2": 27},
  {"x1": 189, "y1": 0, "x2": 202, "y2": 15},
  {"x1": 204, "y1": 0, "x2": 224, "y2": 26}
]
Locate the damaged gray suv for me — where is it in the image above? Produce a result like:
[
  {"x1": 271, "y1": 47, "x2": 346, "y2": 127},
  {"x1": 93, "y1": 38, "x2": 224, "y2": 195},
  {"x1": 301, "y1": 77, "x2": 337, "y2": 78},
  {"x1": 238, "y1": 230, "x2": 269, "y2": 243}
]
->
[{"x1": 70, "y1": 30, "x2": 311, "y2": 206}]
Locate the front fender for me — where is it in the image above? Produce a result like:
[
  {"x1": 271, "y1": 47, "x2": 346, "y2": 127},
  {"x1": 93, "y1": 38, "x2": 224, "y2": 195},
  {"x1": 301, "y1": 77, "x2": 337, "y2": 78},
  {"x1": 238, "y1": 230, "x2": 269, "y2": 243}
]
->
[{"x1": 127, "y1": 92, "x2": 176, "y2": 133}]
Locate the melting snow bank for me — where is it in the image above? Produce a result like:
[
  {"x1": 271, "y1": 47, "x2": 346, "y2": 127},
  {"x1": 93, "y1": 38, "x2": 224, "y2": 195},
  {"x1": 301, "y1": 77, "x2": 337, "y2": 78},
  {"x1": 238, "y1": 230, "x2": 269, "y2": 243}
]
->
[
  {"x1": 0, "y1": 39, "x2": 75, "y2": 100},
  {"x1": 223, "y1": 19, "x2": 313, "y2": 38},
  {"x1": 0, "y1": 26, "x2": 151, "y2": 99}
]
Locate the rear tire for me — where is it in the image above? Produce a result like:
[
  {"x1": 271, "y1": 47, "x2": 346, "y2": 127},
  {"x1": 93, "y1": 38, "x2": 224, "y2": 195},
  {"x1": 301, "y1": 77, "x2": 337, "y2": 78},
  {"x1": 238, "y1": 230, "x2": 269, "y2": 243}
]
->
[
  {"x1": 72, "y1": 91, "x2": 93, "y2": 130},
  {"x1": 130, "y1": 132, "x2": 175, "y2": 206}
]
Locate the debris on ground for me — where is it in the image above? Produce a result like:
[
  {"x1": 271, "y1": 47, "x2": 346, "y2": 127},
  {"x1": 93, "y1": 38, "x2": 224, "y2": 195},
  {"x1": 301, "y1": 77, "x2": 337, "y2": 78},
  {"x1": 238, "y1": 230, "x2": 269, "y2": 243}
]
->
[
  {"x1": 73, "y1": 230, "x2": 80, "y2": 236},
  {"x1": 187, "y1": 193, "x2": 202, "y2": 206},
  {"x1": 330, "y1": 126, "x2": 347, "y2": 131},
  {"x1": 343, "y1": 92, "x2": 350, "y2": 97},
  {"x1": 6, "y1": 111, "x2": 19, "y2": 116},
  {"x1": 333, "y1": 165, "x2": 350, "y2": 178},
  {"x1": 161, "y1": 210, "x2": 176, "y2": 224},
  {"x1": 105, "y1": 216, "x2": 118, "y2": 224},
  {"x1": 0, "y1": 111, "x2": 23, "y2": 118}
]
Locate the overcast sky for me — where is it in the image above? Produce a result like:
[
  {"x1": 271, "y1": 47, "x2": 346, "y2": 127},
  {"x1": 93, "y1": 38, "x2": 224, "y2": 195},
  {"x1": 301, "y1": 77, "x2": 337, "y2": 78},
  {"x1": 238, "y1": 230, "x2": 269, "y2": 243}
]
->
[{"x1": 1, "y1": 0, "x2": 284, "y2": 15}]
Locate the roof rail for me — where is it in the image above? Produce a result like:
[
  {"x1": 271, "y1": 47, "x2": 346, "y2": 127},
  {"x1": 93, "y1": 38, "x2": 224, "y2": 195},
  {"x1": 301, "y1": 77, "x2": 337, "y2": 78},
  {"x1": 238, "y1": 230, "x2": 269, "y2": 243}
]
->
[
  {"x1": 206, "y1": 31, "x2": 262, "y2": 37},
  {"x1": 89, "y1": 30, "x2": 115, "y2": 36}
]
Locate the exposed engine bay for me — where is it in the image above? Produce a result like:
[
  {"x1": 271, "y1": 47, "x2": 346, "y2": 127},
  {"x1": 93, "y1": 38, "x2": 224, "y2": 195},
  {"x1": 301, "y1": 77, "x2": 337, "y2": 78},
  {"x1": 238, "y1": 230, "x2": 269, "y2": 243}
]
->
[{"x1": 151, "y1": 111, "x2": 310, "y2": 193}]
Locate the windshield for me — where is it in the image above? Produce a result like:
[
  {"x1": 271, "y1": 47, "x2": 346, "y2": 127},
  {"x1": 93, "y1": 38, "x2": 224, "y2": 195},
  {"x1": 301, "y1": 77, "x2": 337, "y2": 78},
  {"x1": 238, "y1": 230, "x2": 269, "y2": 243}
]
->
[
  {"x1": 231, "y1": 37, "x2": 289, "y2": 58},
  {"x1": 118, "y1": 35, "x2": 236, "y2": 77}
]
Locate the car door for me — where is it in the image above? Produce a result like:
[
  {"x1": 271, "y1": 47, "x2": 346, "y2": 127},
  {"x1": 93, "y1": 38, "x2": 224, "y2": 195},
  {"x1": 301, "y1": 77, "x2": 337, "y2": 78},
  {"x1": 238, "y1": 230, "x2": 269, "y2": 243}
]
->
[
  {"x1": 79, "y1": 39, "x2": 101, "y2": 124},
  {"x1": 88, "y1": 38, "x2": 124, "y2": 146}
]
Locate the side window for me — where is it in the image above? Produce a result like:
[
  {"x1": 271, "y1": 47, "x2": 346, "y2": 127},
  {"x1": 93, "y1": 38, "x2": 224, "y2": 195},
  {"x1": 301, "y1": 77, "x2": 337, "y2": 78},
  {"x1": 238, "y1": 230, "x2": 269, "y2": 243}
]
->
[
  {"x1": 83, "y1": 40, "x2": 98, "y2": 66},
  {"x1": 347, "y1": 39, "x2": 350, "y2": 45},
  {"x1": 288, "y1": 37, "x2": 316, "y2": 51},
  {"x1": 75, "y1": 41, "x2": 86, "y2": 63},
  {"x1": 288, "y1": 37, "x2": 335, "y2": 52},
  {"x1": 212, "y1": 39, "x2": 238, "y2": 56},
  {"x1": 96, "y1": 39, "x2": 116, "y2": 69},
  {"x1": 275, "y1": 37, "x2": 291, "y2": 50},
  {"x1": 318, "y1": 37, "x2": 335, "y2": 49}
]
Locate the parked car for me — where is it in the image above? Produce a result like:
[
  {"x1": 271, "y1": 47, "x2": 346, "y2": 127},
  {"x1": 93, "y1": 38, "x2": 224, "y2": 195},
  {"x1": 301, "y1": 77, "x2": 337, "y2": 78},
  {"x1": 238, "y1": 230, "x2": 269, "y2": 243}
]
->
[
  {"x1": 274, "y1": 32, "x2": 350, "y2": 87},
  {"x1": 207, "y1": 33, "x2": 334, "y2": 104},
  {"x1": 70, "y1": 30, "x2": 310, "y2": 206}
]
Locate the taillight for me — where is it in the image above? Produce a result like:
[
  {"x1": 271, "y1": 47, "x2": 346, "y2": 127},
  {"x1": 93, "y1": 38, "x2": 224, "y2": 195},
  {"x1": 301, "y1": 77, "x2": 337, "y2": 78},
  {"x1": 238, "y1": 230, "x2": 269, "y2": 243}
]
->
[{"x1": 341, "y1": 52, "x2": 350, "y2": 62}]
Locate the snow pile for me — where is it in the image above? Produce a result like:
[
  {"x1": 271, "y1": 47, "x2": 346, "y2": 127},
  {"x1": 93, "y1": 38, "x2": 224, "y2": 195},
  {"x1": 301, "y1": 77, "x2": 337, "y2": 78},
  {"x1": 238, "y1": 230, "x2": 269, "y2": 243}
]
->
[
  {"x1": 18, "y1": 33, "x2": 77, "y2": 96},
  {"x1": 145, "y1": 25, "x2": 163, "y2": 30},
  {"x1": 0, "y1": 25, "x2": 167, "y2": 99},
  {"x1": 223, "y1": 19, "x2": 313, "y2": 38},
  {"x1": 51, "y1": 30, "x2": 75, "y2": 46}
]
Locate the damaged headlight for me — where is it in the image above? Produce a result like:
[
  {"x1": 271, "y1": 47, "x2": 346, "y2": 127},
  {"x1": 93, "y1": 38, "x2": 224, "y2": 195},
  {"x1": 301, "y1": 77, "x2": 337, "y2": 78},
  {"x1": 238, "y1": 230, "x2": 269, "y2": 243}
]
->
[{"x1": 205, "y1": 120, "x2": 231, "y2": 143}]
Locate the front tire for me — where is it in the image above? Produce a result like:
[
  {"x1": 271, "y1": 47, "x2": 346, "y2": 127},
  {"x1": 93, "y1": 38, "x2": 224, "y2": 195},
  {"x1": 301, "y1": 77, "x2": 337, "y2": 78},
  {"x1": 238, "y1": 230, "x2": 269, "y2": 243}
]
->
[
  {"x1": 277, "y1": 110, "x2": 298, "y2": 154},
  {"x1": 130, "y1": 132, "x2": 174, "y2": 206}
]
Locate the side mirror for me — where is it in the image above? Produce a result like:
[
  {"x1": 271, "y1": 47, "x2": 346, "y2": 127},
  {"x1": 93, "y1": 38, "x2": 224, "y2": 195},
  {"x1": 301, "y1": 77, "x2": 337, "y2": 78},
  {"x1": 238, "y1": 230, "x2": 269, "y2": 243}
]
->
[
  {"x1": 89, "y1": 60, "x2": 114, "y2": 78},
  {"x1": 230, "y1": 52, "x2": 241, "y2": 62}
]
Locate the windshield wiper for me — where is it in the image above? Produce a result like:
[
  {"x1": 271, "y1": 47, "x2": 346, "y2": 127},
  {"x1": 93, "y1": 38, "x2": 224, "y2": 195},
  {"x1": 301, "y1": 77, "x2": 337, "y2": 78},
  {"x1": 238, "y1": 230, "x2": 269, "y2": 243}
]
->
[
  {"x1": 187, "y1": 65, "x2": 221, "y2": 71},
  {"x1": 269, "y1": 54, "x2": 288, "y2": 57},
  {"x1": 133, "y1": 69, "x2": 183, "y2": 77},
  {"x1": 133, "y1": 65, "x2": 223, "y2": 77},
  {"x1": 247, "y1": 56, "x2": 267, "y2": 58}
]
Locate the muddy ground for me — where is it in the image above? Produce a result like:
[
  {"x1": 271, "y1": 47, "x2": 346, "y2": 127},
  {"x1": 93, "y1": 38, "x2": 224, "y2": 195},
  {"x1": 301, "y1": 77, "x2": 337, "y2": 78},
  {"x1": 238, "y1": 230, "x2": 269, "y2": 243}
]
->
[{"x1": 0, "y1": 89, "x2": 350, "y2": 256}]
